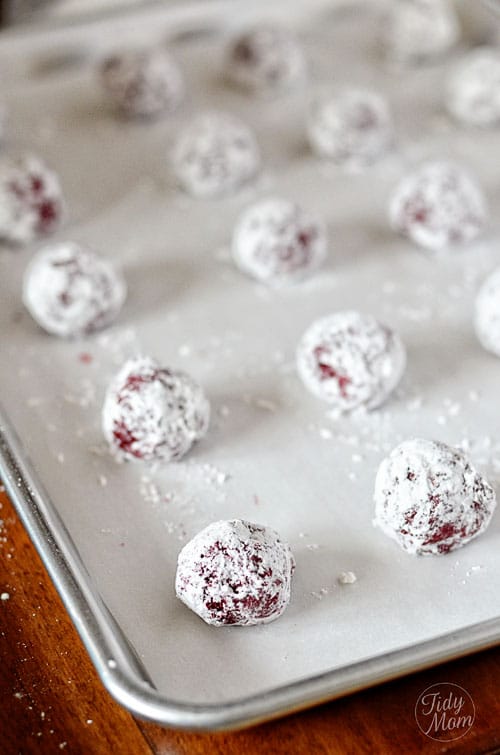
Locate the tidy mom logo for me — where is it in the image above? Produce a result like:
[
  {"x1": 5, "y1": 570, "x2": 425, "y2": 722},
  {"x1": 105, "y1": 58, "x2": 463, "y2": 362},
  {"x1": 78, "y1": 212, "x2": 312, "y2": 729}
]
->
[{"x1": 415, "y1": 683, "x2": 475, "y2": 742}]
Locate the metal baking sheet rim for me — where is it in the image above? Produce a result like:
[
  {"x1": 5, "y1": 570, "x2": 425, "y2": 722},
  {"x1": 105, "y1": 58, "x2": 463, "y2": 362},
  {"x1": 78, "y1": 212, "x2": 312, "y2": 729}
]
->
[{"x1": 1, "y1": 407, "x2": 499, "y2": 732}]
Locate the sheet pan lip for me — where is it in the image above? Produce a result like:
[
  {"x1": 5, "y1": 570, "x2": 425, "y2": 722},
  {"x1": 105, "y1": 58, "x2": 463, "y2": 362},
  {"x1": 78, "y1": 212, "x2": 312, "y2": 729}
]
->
[{"x1": 1, "y1": 403, "x2": 500, "y2": 732}]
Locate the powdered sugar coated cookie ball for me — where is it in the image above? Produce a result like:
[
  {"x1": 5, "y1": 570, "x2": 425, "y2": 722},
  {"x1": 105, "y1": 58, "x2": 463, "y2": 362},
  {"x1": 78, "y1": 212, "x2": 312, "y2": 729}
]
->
[
  {"x1": 176, "y1": 519, "x2": 295, "y2": 626},
  {"x1": 23, "y1": 242, "x2": 126, "y2": 338},
  {"x1": 232, "y1": 197, "x2": 327, "y2": 285},
  {"x1": 102, "y1": 356, "x2": 209, "y2": 463},
  {"x1": 297, "y1": 311, "x2": 406, "y2": 412},
  {"x1": 374, "y1": 439, "x2": 496, "y2": 555},
  {"x1": 0, "y1": 154, "x2": 64, "y2": 245},
  {"x1": 475, "y1": 267, "x2": 500, "y2": 357},
  {"x1": 172, "y1": 112, "x2": 260, "y2": 198},
  {"x1": 226, "y1": 24, "x2": 306, "y2": 94},
  {"x1": 446, "y1": 48, "x2": 500, "y2": 127},
  {"x1": 383, "y1": 0, "x2": 459, "y2": 65},
  {"x1": 307, "y1": 89, "x2": 393, "y2": 168},
  {"x1": 100, "y1": 47, "x2": 183, "y2": 119},
  {"x1": 389, "y1": 161, "x2": 487, "y2": 252}
]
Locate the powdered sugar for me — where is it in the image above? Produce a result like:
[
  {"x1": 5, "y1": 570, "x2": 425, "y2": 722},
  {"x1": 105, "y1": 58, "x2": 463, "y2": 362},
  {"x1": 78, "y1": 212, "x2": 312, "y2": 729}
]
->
[
  {"x1": 389, "y1": 161, "x2": 487, "y2": 252},
  {"x1": 23, "y1": 242, "x2": 126, "y2": 338},
  {"x1": 102, "y1": 356, "x2": 210, "y2": 463},
  {"x1": 232, "y1": 197, "x2": 327, "y2": 286},
  {"x1": 172, "y1": 112, "x2": 260, "y2": 198},
  {"x1": 307, "y1": 89, "x2": 393, "y2": 168},
  {"x1": 225, "y1": 24, "x2": 306, "y2": 95},
  {"x1": 0, "y1": 154, "x2": 64, "y2": 245},
  {"x1": 374, "y1": 439, "x2": 497, "y2": 555},
  {"x1": 446, "y1": 47, "x2": 500, "y2": 127},
  {"x1": 100, "y1": 47, "x2": 184, "y2": 119},
  {"x1": 297, "y1": 311, "x2": 406, "y2": 412},
  {"x1": 175, "y1": 519, "x2": 295, "y2": 626}
]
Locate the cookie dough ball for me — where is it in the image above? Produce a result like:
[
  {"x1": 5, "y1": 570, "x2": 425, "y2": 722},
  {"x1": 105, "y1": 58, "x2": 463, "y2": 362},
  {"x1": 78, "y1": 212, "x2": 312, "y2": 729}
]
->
[
  {"x1": 232, "y1": 197, "x2": 327, "y2": 285},
  {"x1": 383, "y1": 0, "x2": 460, "y2": 65},
  {"x1": 446, "y1": 48, "x2": 500, "y2": 127},
  {"x1": 102, "y1": 356, "x2": 209, "y2": 463},
  {"x1": 0, "y1": 154, "x2": 64, "y2": 245},
  {"x1": 172, "y1": 112, "x2": 260, "y2": 198},
  {"x1": 307, "y1": 89, "x2": 393, "y2": 168},
  {"x1": 226, "y1": 24, "x2": 306, "y2": 94},
  {"x1": 297, "y1": 311, "x2": 406, "y2": 412},
  {"x1": 389, "y1": 161, "x2": 487, "y2": 252},
  {"x1": 176, "y1": 519, "x2": 295, "y2": 626},
  {"x1": 23, "y1": 242, "x2": 126, "y2": 338},
  {"x1": 99, "y1": 47, "x2": 184, "y2": 119},
  {"x1": 374, "y1": 439, "x2": 496, "y2": 555},
  {"x1": 475, "y1": 267, "x2": 500, "y2": 356}
]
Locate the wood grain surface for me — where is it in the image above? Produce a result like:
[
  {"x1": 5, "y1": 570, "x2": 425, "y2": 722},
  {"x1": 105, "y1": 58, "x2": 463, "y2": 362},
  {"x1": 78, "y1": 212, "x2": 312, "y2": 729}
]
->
[{"x1": 1, "y1": 486, "x2": 499, "y2": 755}]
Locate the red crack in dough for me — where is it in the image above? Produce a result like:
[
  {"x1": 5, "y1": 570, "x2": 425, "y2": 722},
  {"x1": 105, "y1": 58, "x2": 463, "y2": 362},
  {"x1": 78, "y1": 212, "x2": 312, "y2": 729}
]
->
[
  {"x1": 176, "y1": 519, "x2": 295, "y2": 626},
  {"x1": 297, "y1": 310, "x2": 406, "y2": 412},
  {"x1": 102, "y1": 356, "x2": 210, "y2": 463},
  {"x1": 374, "y1": 438, "x2": 497, "y2": 555}
]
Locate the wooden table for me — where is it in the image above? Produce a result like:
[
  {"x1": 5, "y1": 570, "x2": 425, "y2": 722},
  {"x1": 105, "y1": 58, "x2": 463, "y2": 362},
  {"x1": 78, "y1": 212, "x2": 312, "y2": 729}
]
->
[{"x1": 1, "y1": 487, "x2": 499, "y2": 755}]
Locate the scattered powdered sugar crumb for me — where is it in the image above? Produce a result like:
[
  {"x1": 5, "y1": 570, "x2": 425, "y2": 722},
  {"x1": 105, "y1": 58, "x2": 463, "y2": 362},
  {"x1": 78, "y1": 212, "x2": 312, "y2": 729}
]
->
[
  {"x1": 465, "y1": 565, "x2": 484, "y2": 577},
  {"x1": 63, "y1": 379, "x2": 96, "y2": 408},
  {"x1": 1, "y1": 592, "x2": 10, "y2": 600},
  {"x1": 254, "y1": 398, "x2": 278, "y2": 412},
  {"x1": 311, "y1": 588, "x2": 329, "y2": 600},
  {"x1": 338, "y1": 571, "x2": 357, "y2": 585},
  {"x1": 27, "y1": 396, "x2": 44, "y2": 408}
]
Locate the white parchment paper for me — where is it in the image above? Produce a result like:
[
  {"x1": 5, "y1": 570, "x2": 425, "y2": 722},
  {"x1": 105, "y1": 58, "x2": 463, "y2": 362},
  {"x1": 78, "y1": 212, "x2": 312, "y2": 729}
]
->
[{"x1": 1, "y1": 1, "x2": 500, "y2": 705}]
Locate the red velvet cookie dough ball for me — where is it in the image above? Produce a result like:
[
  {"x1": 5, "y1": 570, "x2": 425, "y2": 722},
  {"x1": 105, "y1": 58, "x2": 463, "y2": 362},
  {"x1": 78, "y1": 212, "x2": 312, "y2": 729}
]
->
[
  {"x1": 100, "y1": 47, "x2": 184, "y2": 119},
  {"x1": 389, "y1": 161, "x2": 487, "y2": 252},
  {"x1": 23, "y1": 242, "x2": 126, "y2": 338},
  {"x1": 383, "y1": 0, "x2": 459, "y2": 65},
  {"x1": 307, "y1": 89, "x2": 393, "y2": 168},
  {"x1": 232, "y1": 197, "x2": 327, "y2": 286},
  {"x1": 446, "y1": 48, "x2": 500, "y2": 127},
  {"x1": 297, "y1": 311, "x2": 406, "y2": 412},
  {"x1": 0, "y1": 154, "x2": 64, "y2": 245},
  {"x1": 475, "y1": 267, "x2": 500, "y2": 357},
  {"x1": 374, "y1": 439, "x2": 497, "y2": 555},
  {"x1": 225, "y1": 24, "x2": 306, "y2": 95},
  {"x1": 172, "y1": 112, "x2": 261, "y2": 198},
  {"x1": 175, "y1": 519, "x2": 295, "y2": 626},
  {"x1": 102, "y1": 356, "x2": 210, "y2": 463}
]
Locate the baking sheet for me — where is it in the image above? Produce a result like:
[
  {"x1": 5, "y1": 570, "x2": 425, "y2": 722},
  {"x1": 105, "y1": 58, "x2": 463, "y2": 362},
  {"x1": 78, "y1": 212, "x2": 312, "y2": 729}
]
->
[{"x1": 1, "y1": 0, "x2": 500, "y2": 713}]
